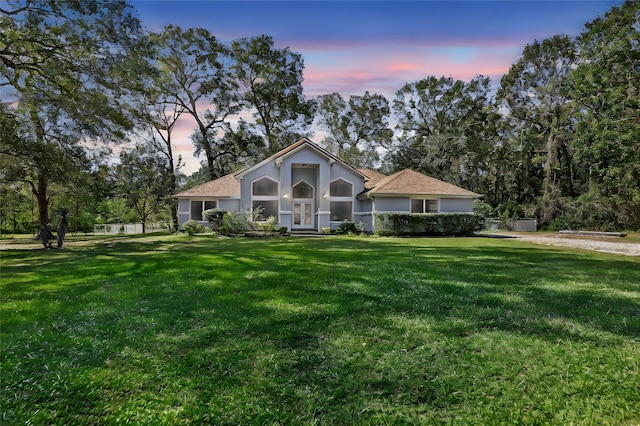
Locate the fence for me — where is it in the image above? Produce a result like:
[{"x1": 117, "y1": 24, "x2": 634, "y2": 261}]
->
[
  {"x1": 93, "y1": 222, "x2": 168, "y2": 235},
  {"x1": 485, "y1": 218, "x2": 537, "y2": 232}
]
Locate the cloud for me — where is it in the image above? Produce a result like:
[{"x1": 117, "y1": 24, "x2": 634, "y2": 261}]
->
[
  {"x1": 302, "y1": 42, "x2": 522, "y2": 98},
  {"x1": 128, "y1": 0, "x2": 621, "y2": 175}
]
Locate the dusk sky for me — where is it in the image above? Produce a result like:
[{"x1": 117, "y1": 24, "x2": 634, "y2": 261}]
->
[{"x1": 129, "y1": 0, "x2": 622, "y2": 173}]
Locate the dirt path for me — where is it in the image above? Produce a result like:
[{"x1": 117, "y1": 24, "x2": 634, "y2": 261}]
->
[{"x1": 491, "y1": 232, "x2": 640, "y2": 256}]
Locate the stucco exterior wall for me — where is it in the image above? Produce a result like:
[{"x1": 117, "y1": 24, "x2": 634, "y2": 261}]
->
[
  {"x1": 240, "y1": 161, "x2": 280, "y2": 213},
  {"x1": 374, "y1": 197, "x2": 410, "y2": 212},
  {"x1": 353, "y1": 198, "x2": 374, "y2": 232},
  {"x1": 178, "y1": 213, "x2": 190, "y2": 226},
  {"x1": 440, "y1": 198, "x2": 474, "y2": 213},
  {"x1": 219, "y1": 199, "x2": 241, "y2": 212},
  {"x1": 178, "y1": 199, "x2": 190, "y2": 211}
]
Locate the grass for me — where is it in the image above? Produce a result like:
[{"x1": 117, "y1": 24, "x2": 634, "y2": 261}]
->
[{"x1": 1, "y1": 235, "x2": 639, "y2": 424}]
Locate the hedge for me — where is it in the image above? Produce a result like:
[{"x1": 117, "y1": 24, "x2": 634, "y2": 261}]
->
[{"x1": 375, "y1": 213, "x2": 485, "y2": 236}]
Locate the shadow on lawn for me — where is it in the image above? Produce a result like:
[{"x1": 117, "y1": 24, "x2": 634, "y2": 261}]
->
[{"x1": 2, "y1": 236, "x2": 639, "y2": 422}]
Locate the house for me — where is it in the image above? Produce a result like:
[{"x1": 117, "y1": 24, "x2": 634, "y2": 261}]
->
[{"x1": 174, "y1": 138, "x2": 481, "y2": 233}]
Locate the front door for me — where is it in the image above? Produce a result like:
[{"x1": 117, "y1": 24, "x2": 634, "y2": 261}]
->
[{"x1": 293, "y1": 202, "x2": 314, "y2": 229}]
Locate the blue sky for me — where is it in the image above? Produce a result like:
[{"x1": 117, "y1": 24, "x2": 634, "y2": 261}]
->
[
  {"x1": 132, "y1": 0, "x2": 620, "y2": 96},
  {"x1": 128, "y1": 0, "x2": 622, "y2": 172}
]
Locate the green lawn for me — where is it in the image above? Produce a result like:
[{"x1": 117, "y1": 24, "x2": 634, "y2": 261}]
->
[{"x1": 2, "y1": 235, "x2": 639, "y2": 424}]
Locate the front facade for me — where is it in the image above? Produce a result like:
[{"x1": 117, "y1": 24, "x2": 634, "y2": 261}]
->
[{"x1": 174, "y1": 138, "x2": 480, "y2": 233}]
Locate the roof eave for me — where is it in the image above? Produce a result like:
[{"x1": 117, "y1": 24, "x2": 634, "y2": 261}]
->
[
  {"x1": 173, "y1": 194, "x2": 241, "y2": 199},
  {"x1": 368, "y1": 192, "x2": 481, "y2": 198}
]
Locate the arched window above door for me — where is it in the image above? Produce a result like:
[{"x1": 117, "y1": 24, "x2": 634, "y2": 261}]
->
[{"x1": 292, "y1": 180, "x2": 314, "y2": 199}]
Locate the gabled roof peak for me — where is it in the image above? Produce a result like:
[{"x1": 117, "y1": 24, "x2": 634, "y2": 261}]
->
[{"x1": 236, "y1": 138, "x2": 365, "y2": 179}]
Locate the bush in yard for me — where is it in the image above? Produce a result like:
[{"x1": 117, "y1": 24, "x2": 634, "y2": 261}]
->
[
  {"x1": 336, "y1": 221, "x2": 358, "y2": 235},
  {"x1": 203, "y1": 208, "x2": 226, "y2": 230},
  {"x1": 375, "y1": 213, "x2": 485, "y2": 236},
  {"x1": 183, "y1": 220, "x2": 211, "y2": 235},
  {"x1": 260, "y1": 215, "x2": 279, "y2": 232},
  {"x1": 220, "y1": 211, "x2": 253, "y2": 235}
]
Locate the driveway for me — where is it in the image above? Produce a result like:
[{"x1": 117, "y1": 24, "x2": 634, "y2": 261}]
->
[{"x1": 488, "y1": 232, "x2": 640, "y2": 256}]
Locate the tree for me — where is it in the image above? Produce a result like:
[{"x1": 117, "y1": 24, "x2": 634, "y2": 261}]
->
[
  {"x1": 0, "y1": 182, "x2": 31, "y2": 234},
  {"x1": 0, "y1": 100, "x2": 87, "y2": 228},
  {"x1": 315, "y1": 92, "x2": 392, "y2": 168},
  {"x1": 192, "y1": 119, "x2": 265, "y2": 177},
  {"x1": 231, "y1": 35, "x2": 314, "y2": 154},
  {"x1": 0, "y1": 0, "x2": 149, "y2": 229},
  {"x1": 142, "y1": 102, "x2": 184, "y2": 232},
  {"x1": 390, "y1": 75, "x2": 494, "y2": 188},
  {"x1": 569, "y1": 0, "x2": 640, "y2": 229},
  {"x1": 496, "y1": 35, "x2": 578, "y2": 225},
  {"x1": 149, "y1": 25, "x2": 241, "y2": 181},
  {"x1": 116, "y1": 143, "x2": 172, "y2": 234},
  {"x1": 136, "y1": 67, "x2": 187, "y2": 233}
]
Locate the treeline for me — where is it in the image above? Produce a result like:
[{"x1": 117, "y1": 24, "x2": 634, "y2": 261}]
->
[{"x1": 1, "y1": 0, "x2": 638, "y2": 234}]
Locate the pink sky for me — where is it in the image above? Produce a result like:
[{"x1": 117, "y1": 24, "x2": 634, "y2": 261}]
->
[{"x1": 130, "y1": 0, "x2": 621, "y2": 174}]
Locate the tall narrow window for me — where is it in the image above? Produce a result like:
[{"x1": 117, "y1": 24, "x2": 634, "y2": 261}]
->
[
  {"x1": 411, "y1": 199, "x2": 423, "y2": 213},
  {"x1": 191, "y1": 201, "x2": 203, "y2": 220},
  {"x1": 329, "y1": 178, "x2": 353, "y2": 222},
  {"x1": 252, "y1": 177, "x2": 279, "y2": 221}
]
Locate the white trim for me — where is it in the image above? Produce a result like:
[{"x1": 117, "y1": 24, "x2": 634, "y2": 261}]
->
[{"x1": 292, "y1": 201, "x2": 315, "y2": 229}]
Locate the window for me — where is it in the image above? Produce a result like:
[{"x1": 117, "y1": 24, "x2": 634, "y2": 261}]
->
[
  {"x1": 252, "y1": 200, "x2": 278, "y2": 220},
  {"x1": 252, "y1": 177, "x2": 278, "y2": 196},
  {"x1": 292, "y1": 180, "x2": 314, "y2": 198},
  {"x1": 330, "y1": 178, "x2": 353, "y2": 222},
  {"x1": 330, "y1": 179, "x2": 352, "y2": 197},
  {"x1": 330, "y1": 201, "x2": 353, "y2": 221},
  {"x1": 190, "y1": 200, "x2": 217, "y2": 220},
  {"x1": 252, "y1": 177, "x2": 279, "y2": 221},
  {"x1": 411, "y1": 199, "x2": 438, "y2": 213}
]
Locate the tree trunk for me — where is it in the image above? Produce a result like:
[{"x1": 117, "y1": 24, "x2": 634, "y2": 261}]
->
[
  {"x1": 542, "y1": 126, "x2": 561, "y2": 225},
  {"x1": 167, "y1": 153, "x2": 179, "y2": 233},
  {"x1": 33, "y1": 174, "x2": 49, "y2": 227},
  {"x1": 169, "y1": 197, "x2": 179, "y2": 234}
]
